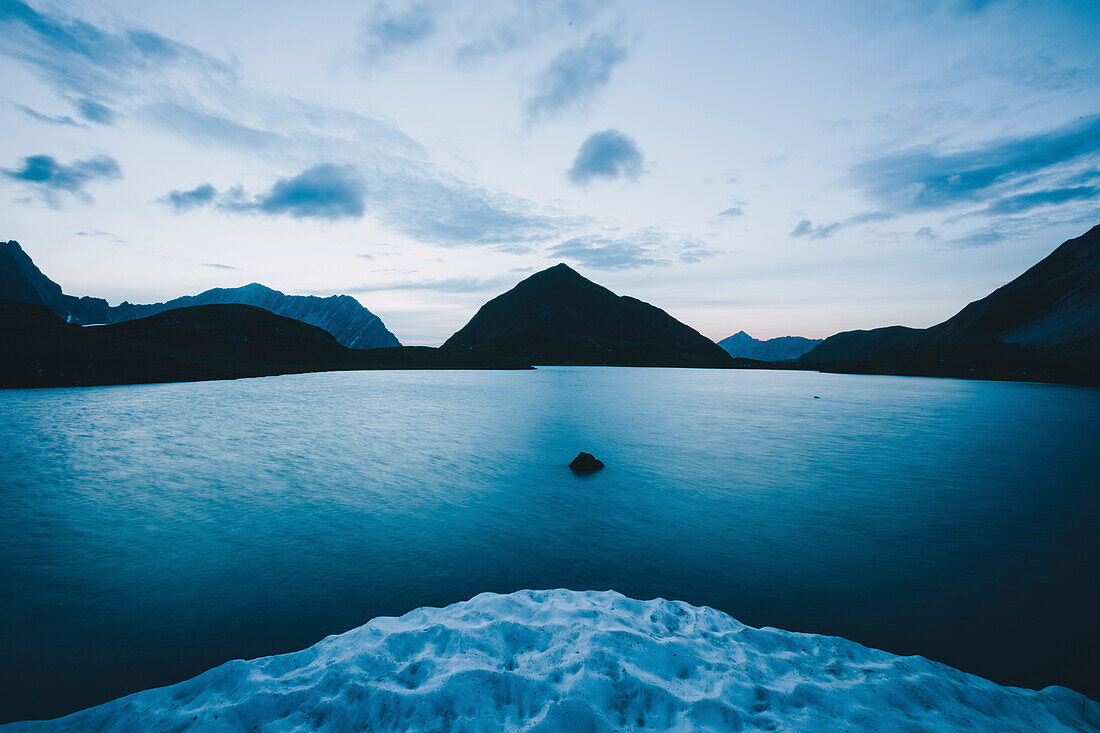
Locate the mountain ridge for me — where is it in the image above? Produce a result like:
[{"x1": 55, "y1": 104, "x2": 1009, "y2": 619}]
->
[
  {"x1": 717, "y1": 331, "x2": 822, "y2": 362},
  {"x1": 0, "y1": 299, "x2": 528, "y2": 388},
  {"x1": 801, "y1": 225, "x2": 1099, "y2": 365},
  {"x1": 0, "y1": 240, "x2": 400, "y2": 349}
]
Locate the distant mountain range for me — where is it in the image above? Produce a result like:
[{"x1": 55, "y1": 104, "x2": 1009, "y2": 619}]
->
[
  {"x1": 0, "y1": 241, "x2": 399, "y2": 349},
  {"x1": 0, "y1": 299, "x2": 527, "y2": 388},
  {"x1": 3, "y1": 225, "x2": 1097, "y2": 387},
  {"x1": 799, "y1": 225, "x2": 1100, "y2": 384},
  {"x1": 717, "y1": 331, "x2": 821, "y2": 361},
  {"x1": 442, "y1": 263, "x2": 733, "y2": 367}
]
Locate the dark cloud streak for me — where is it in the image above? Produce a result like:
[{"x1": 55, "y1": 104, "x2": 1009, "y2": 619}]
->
[{"x1": 3, "y1": 153, "x2": 121, "y2": 204}]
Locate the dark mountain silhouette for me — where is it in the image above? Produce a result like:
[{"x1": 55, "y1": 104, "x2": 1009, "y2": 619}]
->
[
  {"x1": 106, "y1": 284, "x2": 400, "y2": 349},
  {"x1": 801, "y1": 326, "x2": 926, "y2": 363},
  {"x1": 0, "y1": 300, "x2": 528, "y2": 389},
  {"x1": 101, "y1": 304, "x2": 348, "y2": 365},
  {"x1": 717, "y1": 331, "x2": 821, "y2": 361},
  {"x1": 799, "y1": 225, "x2": 1100, "y2": 385},
  {"x1": 442, "y1": 263, "x2": 733, "y2": 367},
  {"x1": 0, "y1": 240, "x2": 400, "y2": 349}
]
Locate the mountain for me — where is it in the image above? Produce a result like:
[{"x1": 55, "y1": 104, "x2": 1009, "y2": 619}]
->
[
  {"x1": 717, "y1": 331, "x2": 822, "y2": 361},
  {"x1": 0, "y1": 299, "x2": 528, "y2": 388},
  {"x1": 0, "y1": 240, "x2": 400, "y2": 349},
  {"x1": 106, "y1": 284, "x2": 400, "y2": 349},
  {"x1": 1, "y1": 240, "x2": 73, "y2": 320},
  {"x1": 441, "y1": 264, "x2": 733, "y2": 367},
  {"x1": 799, "y1": 225, "x2": 1100, "y2": 385}
]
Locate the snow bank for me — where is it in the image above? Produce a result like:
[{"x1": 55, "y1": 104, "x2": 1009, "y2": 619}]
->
[{"x1": 7, "y1": 590, "x2": 1097, "y2": 732}]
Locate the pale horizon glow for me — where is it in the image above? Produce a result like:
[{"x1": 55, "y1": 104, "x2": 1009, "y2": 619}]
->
[{"x1": 1, "y1": 0, "x2": 1098, "y2": 344}]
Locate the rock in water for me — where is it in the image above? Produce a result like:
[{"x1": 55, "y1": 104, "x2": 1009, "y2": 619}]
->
[{"x1": 570, "y1": 452, "x2": 605, "y2": 473}]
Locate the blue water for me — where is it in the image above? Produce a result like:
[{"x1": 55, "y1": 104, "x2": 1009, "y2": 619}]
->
[{"x1": 1, "y1": 367, "x2": 1098, "y2": 722}]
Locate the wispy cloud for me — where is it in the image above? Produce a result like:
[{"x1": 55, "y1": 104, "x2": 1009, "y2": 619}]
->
[
  {"x1": 201, "y1": 262, "x2": 238, "y2": 270},
  {"x1": 358, "y1": 2, "x2": 441, "y2": 68},
  {"x1": 1, "y1": 1, "x2": 579, "y2": 249},
  {"x1": 853, "y1": 114, "x2": 1100, "y2": 213},
  {"x1": 951, "y1": 227, "x2": 1006, "y2": 248},
  {"x1": 715, "y1": 206, "x2": 745, "y2": 219},
  {"x1": 980, "y1": 186, "x2": 1098, "y2": 215},
  {"x1": 3, "y1": 154, "x2": 121, "y2": 205},
  {"x1": 790, "y1": 211, "x2": 895, "y2": 239},
  {"x1": 524, "y1": 34, "x2": 628, "y2": 124},
  {"x1": 76, "y1": 229, "x2": 126, "y2": 243},
  {"x1": 0, "y1": 0, "x2": 232, "y2": 101},
  {"x1": 12, "y1": 102, "x2": 81, "y2": 126},
  {"x1": 567, "y1": 129, "x2": 643, "y2": 186},
  {"x1": 551, "y1": 235, "x2": 664, "y2": 269},
  {"x1": 790, "y1": 219, "x2": 840, "y2": 239},
  {"x1": 454, "y1": 0, "x2": 612, "y2": 65},
  {"x1": 160, "y1": 183, "x2": 217, "y2": 212},
  {"x1": 76, "y1": 97, "x2": 115, "y2": 124},
  {"x1": 548, "y1": 228, "x2": 715, "y2": 270}
]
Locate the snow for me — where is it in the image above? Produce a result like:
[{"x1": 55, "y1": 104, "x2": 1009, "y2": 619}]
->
[{"x1": 6, "y1": 589, "x2": 1097, "y2": 732}]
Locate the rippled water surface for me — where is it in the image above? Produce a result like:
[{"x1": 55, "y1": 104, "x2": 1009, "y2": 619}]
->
[{"x1": 1, "y1": 368, "x2": 1098, "y2": 721}]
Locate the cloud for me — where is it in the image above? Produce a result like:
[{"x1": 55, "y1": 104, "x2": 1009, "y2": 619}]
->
[
  {"x1": 853, "y1": 114, "x2": 1100, "y2": 212},
  {"x1": 790, "y1": 211, "x2": 895, "y2": 239},
  {"x1": 524, "y1": 34, "x2": 628, "y2": 123},
  {"x1": 678, "y1": 240, "x2": 719, "y2": 264},
  {"x1": 161, "y1": 165, "x2": 366, "y2": 221},
  {"x1": 255, "y1": 164, "x2": 366, "y2": 220},
  {"x1": 915, "y1": 226, "x2": 936, "y2": 240},
  {"x1": 353, "y1": 276, "x2": 514, "y2": 293},
  {"x1": 3, "y1": 154, "x2": 121, "y2": 204},
  {"x1": 359, "y1": 2, "x2": 441, "y2": 67},
  {"x1": 715, "y1": 206, "x2": 745, "y2": 219},
  {"x1": 454, "y1": 0, "x2": 612, "y2": 64},
  {"x1": 75, "y1": 229, "x2": 126, "y2": 243},
  {"x1": 980, "y1": 186, "x2": 1098, "y2": 215},
  {"x1": 567, "y1": 129, "x2": 643, "y2": 185},
  {"x1": 76, "y1": 97, "x2": 115, "y2": 124},
  {"x1": 790, "y1": 219, "x2": 840, "y2": 239},
  {"x1": 160, "y1": 183, "x2": 218, "y2": 212},
  {"x1": 551, "y1": 235, "x2": 664, "y2": 270},
  {"x1": 951, "y1": 227, "x2": 1006, "y2": 248},
  {"x1": 12, "y1": 103, "x2": 80, "y2": 126},
  {"x1": 0, "y1": 0, "x2": 231, "y2": 101},
  {"x1": 143, "y1": 101, "x2": 283, "y2": 150},
  {"x1": 201, "y1": 262, "x2": 238, "y2": 270},
  {"x1": 548, "y1": 227, "x2": 719, "y2": 270},
  {"x1": 0, "y1": 1, "x2": 588, "y2": 250}
]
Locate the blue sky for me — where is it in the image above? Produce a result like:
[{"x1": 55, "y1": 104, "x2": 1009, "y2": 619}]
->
[{"x1": 1, "y1": 0, "x2": 1097, "y2": 343}]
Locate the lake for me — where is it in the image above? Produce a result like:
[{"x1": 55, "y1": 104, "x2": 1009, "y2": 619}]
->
[{"x1": 1, "y1": 367, "x2": 1098, "y2": 722}]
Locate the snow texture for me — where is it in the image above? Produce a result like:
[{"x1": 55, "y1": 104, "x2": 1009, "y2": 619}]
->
[{"x1": 6, "y1": 590, "x2": 1097, "y2": 732}]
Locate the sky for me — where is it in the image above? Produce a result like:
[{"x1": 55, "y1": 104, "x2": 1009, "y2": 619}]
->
[{"x1": 1, "y1": 0, "x2": 1098, "y2": 344}]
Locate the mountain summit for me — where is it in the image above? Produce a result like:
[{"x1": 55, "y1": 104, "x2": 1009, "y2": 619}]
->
[{"x1": 442, "y1": 263, "x2": 732, "y2": 367}]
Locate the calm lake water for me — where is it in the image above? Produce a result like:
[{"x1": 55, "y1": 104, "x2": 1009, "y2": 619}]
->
[{"x1": 1, "y1": 367, "x2": 1098, "y2": 722}]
